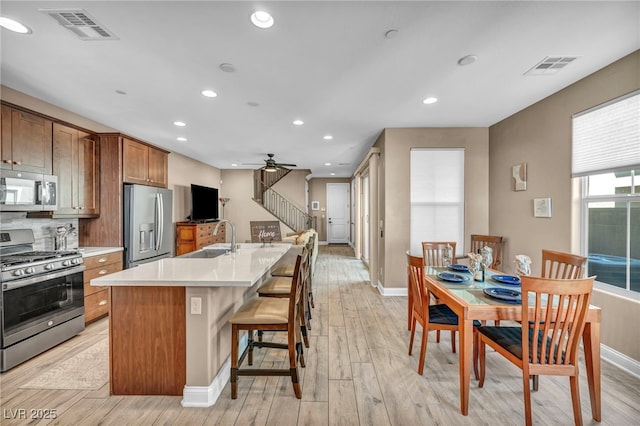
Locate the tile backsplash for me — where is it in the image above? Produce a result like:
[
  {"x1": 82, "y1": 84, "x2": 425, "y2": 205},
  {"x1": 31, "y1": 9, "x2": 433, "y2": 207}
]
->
[{"x1": 0, "y1": 212, "x2": 79, "y2": 251}]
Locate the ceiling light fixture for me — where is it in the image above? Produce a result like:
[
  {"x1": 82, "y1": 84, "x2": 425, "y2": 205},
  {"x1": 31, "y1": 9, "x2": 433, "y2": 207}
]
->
[
  {"x1": 330, "y1": 173, "x2": 336, "y2": 176},
  {"x1": 0, "y1": 17, "x2": 32, "y2": 34},
  {"x1": 293, "y1": 119, "x2": 304, "y2": 126},
  {"x1": 177, "y1": 137, "x2": 187, "y2": 142},
  {"x1": 325, "y1": 162, "x2": 332, "y2": 166},
  {"x1": 115, "y1": 90, "x2": 126, "y2": 95},
  {"x1": 422, "y1": 97, "x2": 438, "y2": 105},
  {"x1": 250, "y1": 11, "x2": 274, "y2": 29},
  {"x1": 201, "y1": 90, "x2": 217, "y2": 98},
  {"x1": 384, "y1": 29, "x2": 399, "y2": 39},
  {"x1": 231, "y1": 163, "x2": 238, "y2": 167},
  {"x1": 457, "y1": 54, "x2": 477, "y2": 66},
  {"x1": 173, "y1": 121, "x2": 186, "y2": 127},
  {"x1": 323, "y1": 135, "x2": 333, "y2": 140}
]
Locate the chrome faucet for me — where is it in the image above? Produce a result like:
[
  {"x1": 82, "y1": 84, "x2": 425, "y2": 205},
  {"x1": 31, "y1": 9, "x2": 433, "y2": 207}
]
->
[{"x1": 214, "y1": 219, "x2": 236, "y2": 253}]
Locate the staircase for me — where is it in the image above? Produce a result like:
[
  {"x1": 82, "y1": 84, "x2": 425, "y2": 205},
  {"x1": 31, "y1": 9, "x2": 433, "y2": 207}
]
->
[{"x1": 253, "y1": 169, "x2": 316, "y2": 232}]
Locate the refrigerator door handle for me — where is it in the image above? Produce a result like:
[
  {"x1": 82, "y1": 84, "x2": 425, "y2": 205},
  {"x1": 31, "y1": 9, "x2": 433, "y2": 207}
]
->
[
  {"x1": 156, "y1": 193, "x2": 164, "y2": 252},
  {"x1": 154, "y1": 193, "x2": 160, "y2": 251}
]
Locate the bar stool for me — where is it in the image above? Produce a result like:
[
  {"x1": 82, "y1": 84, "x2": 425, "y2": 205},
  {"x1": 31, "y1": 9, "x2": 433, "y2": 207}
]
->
[
  {"x1": 228, "y1": 254, "x2": 306, "y2": 399},
  {"x1": 256, "y1": 246, "x2": 310, "y2": 348}
]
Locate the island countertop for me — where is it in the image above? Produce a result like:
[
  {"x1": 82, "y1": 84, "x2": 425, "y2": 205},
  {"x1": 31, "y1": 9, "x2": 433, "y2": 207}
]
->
[{"x1": 90, "y1": 243, "x2": 290, "y2": 287}]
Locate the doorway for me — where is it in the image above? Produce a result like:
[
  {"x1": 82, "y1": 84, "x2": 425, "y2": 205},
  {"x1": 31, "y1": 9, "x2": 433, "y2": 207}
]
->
[{"x1": 326, "y1": 183, "x2": 350, "y2": 244}]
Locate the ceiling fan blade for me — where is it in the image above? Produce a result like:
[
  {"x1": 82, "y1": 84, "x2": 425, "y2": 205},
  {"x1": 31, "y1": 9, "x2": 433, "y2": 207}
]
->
[{"x1": 275, "y1": 163, "x2": 297, "y2": 167}]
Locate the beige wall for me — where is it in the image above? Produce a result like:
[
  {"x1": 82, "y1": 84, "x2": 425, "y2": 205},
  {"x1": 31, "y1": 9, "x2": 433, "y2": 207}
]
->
[
  {"x1": 1, "y1": 85, "x2": 117, "y2": 133},
  {"x1": 378, "y1": 127, "x2": 490, "y2": 290},
  {"x1": 168, "y1": 153, "x2": 221, "y2": 224},
  {"x1": 308, "y1": 177, "x2": 351, "y2": 241},
  {"x1": 489, "y1": 50, "x2": 640, "y2": 361}
]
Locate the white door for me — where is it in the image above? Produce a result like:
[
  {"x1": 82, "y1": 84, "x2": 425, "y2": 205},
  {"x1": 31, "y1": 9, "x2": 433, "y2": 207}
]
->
[{"x1": 327, "y1": 183, "x2": 350, "y2": 243}]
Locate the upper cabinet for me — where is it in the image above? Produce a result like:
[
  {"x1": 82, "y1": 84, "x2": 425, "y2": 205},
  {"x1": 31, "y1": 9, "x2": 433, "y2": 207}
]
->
[
  {"x1": 123, "y1": 138, "x2": 168, "y2": 188},
  {"x1": 1, "y1": 106, "x2": 53, "y2": 174},
  {"x1": 53, "y1": 123, "x2": 100, "y2": 217}
]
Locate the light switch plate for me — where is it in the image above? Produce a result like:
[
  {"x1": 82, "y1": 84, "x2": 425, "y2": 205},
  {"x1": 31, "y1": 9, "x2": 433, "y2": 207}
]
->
[{"x1": 190, "y1": 297, "x2": 202, "y2": 315}]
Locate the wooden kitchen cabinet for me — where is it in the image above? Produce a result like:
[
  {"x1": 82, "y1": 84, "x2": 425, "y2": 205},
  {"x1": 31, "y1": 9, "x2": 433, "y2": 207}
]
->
[
  {"x1": 53, "y1": 123, "x2": 100, "y2": 217},
  {"x1": 123, "y1": 137, "x2": 168, "y2": 188},
  {"x1": 83, "y1": 251, "x2": 123, "y2": 324},
  {"x1": 175, "y1": 221, "x2": 225, "y2": 255},
  {"x1": 1, "y1": 106, "x2": 53, "y2": 173}
]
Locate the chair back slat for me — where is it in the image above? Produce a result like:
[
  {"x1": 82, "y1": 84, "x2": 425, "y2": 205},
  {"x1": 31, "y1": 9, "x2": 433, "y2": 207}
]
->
[
  {"x1": 521, "y1": 276, "x2": 593, "y2": 367},
  {"x1": 470, "y1": 235, "x2": 504, "y2": 269},
  {"x1": 289, "y1": 252, "x2": 305, "y2": 333},
  {"x1": 422, "y1": 242, "x2": 457, "y2": 267},
  {"x1": 541, "y1": 249, "x2": 587, "y2": 279},
  {"x1": 407, "y1": 254, "x2": 427, "y2": 315}
]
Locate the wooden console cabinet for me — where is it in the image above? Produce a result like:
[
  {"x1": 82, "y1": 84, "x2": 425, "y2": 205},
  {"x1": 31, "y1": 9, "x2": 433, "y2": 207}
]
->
[
  {"x1": 175, "y1": 221, "x2": 225, "y2": 255},
  {"x1": 83, "y1": 251, "x2": 123, "y2": 324}
]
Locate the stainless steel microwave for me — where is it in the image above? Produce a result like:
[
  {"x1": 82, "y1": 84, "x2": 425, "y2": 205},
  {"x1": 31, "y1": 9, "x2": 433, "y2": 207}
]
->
[{"x1": 0, "y1": 170, "x2": 58, "y2": 211}]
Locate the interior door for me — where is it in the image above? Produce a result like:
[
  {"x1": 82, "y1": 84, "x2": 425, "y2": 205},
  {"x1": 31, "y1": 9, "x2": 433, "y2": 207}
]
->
[{"x1": 327, "y1": 183, "x2": 350, "y2": 244}]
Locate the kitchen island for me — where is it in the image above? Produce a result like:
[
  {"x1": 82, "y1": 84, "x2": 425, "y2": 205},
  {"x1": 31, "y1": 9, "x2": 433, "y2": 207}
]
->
[{"x1": 91, "y1": 243, "x2": 290, "y2": 407}]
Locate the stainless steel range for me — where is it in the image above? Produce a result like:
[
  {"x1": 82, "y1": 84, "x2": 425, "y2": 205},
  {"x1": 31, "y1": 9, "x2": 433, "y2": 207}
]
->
[{"x1": 0, "y1": 229, "x2": 85, "y2": 372}]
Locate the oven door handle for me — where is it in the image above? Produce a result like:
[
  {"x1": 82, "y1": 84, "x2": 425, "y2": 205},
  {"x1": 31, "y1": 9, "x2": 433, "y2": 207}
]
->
[{"x1": 2, "y1": 265, "x2": 85, "y2": 291}]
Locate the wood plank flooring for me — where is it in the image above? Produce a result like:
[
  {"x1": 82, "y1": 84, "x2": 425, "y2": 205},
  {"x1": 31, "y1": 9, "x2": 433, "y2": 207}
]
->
[{"x1": 1, "y1": 245, "x2": 639, "y2": 425}]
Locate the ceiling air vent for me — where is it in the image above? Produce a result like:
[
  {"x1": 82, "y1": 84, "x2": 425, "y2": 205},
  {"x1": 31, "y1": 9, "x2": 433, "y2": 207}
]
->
[
  {"x1": 524, "y1": 56, "x2": 580, "y2": 76},
  {"x1": 41, "y1": 9, "x2": 118, "y2": 40}
]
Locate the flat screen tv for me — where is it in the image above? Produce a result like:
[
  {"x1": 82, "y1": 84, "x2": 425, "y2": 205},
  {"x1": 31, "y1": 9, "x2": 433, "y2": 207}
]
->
[{"x1": 190, "y1": 184, "x2": 219, "y2": 222}]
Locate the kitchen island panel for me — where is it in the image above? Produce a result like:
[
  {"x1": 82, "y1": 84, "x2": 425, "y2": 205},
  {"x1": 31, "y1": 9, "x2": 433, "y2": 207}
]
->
[{"x1": 110, "y1": 286, "x2": 186, "y2": 396}]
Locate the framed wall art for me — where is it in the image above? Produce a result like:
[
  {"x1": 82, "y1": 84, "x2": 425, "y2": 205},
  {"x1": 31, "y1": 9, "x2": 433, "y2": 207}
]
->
[
  {"x1": 533, "y1": 197, "x2": 552, "y2": 218},
  {"x1": 512, "y1": 163, "x2": 527, "y2": 191}
]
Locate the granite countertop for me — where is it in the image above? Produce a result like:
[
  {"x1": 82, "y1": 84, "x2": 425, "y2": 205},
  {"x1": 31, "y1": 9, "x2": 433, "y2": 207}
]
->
[
  {"x1": 90, "y1": 243, "x2": 290, "y2": 287},
  {"x1": 79, "y1": 247, "x2": 124, "y2": 257}
]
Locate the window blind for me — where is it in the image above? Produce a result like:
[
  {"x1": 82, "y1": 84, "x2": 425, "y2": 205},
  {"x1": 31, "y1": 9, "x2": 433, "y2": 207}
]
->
[
  {"x1": 410, "y1": 148, "x2": 464, "y2": 256},
  {"x1": 572, "y1": 90, "x2": 640, "y2": 177}
]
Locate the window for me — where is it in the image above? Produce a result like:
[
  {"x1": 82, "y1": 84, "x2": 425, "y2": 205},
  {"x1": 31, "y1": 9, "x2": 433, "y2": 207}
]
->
[
  {"x1": 574, "y1": 91, "x2": 640, "y2": 295},
  {"x1": 410, "y1": 148, "x2": 464, "y2": 257}
]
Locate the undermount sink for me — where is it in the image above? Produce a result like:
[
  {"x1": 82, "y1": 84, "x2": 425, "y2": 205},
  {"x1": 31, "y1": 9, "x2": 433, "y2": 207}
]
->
[{"x1": 179, "y1": 248, "x2": 228, "y2": 259}]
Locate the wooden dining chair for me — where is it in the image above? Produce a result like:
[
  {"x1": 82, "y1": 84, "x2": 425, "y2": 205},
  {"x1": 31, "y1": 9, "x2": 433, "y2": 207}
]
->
[
  {"x1": 542, "y1": 249, "x2": 587, "y2": 279},
  {"x1": 228, "y1": 254, "x2": 306, "y2": 399},
  {"x1": 407, "y1": 253, "x2": 480, "y2": 377},
  {"x1": 477, "y1": 276, "x2": 594, "y2": 426},
  {"x1": 470, "y1": 235, "x2": 504, "y2": 269},
  {"x1": 421, "y1": 242, "x2": 458, "y2": 345},
  {"x1": 422, "y1": 241, "x2": 457, "y2": 267}
]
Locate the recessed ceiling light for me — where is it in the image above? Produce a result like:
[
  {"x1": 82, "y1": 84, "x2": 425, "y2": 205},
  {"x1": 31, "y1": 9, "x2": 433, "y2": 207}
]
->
[
  {"x1": 177, "y1": 137, "x2": 187, "y2": 142},
  {"x1": 384, "y1": 29, "x2": 399, "y2": 39},
  {"x1": 457, "y1": 54, "x2": 477, "y2": 66},
  {"x1": 115, "y1": 90, "x2": 126, "y2": 95},
  {"x1": 0, "y1": 17, "x2": 32, "y2": 34},
  {"x1": 247, "y1": 101, "x2": 259, "y2": 107},
  {"x1": 324, "y1": 162, "x2": 332, "y2": 166},
  {"x1": 293, "y1": 119, "x2": 304, "y2": 126},
  {"x1": 422, "y1": 97, "x2": 438, "y2": 105},
  {"x1": 231, "y1": 163, "x2": 238, "y2": 167},
  {"x1": 250, "y1": 11, "x2": 274, "y2": 29},
  {"x1": 173, "y1": 121, "x2": 186, "y2": 127},
  {"x1": 201, "y1": 90, "x2": 217, "y2": 98},
  {"x1": 330, "y1": 173, "x2": 336, "y2": 176},
  {"x1": 323, "y1": 135, "x2": 333, "y2": 140}
]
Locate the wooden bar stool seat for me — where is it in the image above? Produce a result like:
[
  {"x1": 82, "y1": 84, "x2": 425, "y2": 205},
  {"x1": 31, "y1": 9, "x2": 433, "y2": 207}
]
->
[{"x1": 229, "y1": 254, "x2": 305, "y2": 399}]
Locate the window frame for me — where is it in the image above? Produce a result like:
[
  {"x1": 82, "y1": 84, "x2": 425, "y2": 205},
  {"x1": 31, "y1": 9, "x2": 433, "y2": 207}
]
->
[{"x1": 580, "y1": 169, "x2": 640, "y2": 300}]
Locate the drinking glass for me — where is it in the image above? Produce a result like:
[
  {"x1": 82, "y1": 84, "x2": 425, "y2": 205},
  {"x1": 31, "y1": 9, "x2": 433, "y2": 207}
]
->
[{"x1": 443, "y1": 244, "x2": 453, "y2": 267}]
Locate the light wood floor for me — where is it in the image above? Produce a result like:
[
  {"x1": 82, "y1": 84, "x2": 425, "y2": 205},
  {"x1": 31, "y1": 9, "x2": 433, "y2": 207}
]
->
[{"x1": 1, "y1": 245, "x2": 638, "y2": 425}]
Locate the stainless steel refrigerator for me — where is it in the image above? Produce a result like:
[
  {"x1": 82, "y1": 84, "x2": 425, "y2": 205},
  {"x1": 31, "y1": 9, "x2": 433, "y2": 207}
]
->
[{"x1": 123, "y1": 184, "x2": 173, "y2": 268}]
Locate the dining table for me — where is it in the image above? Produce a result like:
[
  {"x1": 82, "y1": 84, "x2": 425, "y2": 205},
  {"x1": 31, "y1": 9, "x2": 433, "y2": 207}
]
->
[{"x1": 423, "y1": 266, "x2": 602, "y2": 421}]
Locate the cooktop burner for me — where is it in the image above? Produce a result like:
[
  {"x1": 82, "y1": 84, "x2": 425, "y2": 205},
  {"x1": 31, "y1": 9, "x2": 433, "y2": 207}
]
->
[{"x1": 0, "y1": 251, "x2": 79, "y2": 267}]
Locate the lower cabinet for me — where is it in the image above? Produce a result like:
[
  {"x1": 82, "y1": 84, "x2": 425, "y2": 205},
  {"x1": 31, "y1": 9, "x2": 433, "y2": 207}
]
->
[
  {"x1": 175, "y1": 222, "x2": 225, "y2": 256},
  {"x1": 83, "y1": 251, "x2": 123, "y2": 324}
]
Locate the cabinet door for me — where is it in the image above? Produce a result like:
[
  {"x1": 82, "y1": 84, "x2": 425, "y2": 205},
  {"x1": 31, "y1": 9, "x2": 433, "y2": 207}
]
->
[
  {"x1": 52, "y1": 123, "x2": 78, "y2": 214},
  {"x1": 148, "y1": 147, "x2": 168, "y2": 187},
  {"x1": 77, "y1": 135, "x2": 99, "y2": 215},
  {"x1": 10, "y1": 110, "x2": 52, "y2": 173},
  {"x1": 1, "y1": 106, "x2": 11, "y2": 170},
  {"x1": 122, "y1": 137, "x2": 149, "y2": 184}
]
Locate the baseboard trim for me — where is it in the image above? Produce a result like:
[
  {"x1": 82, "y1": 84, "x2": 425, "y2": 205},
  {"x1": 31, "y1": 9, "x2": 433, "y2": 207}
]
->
[
  {"x1": 375, "y1": 283, "x2": 408, "y2": 297},
  {"x1": 601, "y1": 344, "x2": 640, "y2": 379},
  {"x1": 181, "y1": 334, "x2": 247, "y2": 407},
  {"x1": 181, "y1": 356, "x2": 230, "y2": 407}
]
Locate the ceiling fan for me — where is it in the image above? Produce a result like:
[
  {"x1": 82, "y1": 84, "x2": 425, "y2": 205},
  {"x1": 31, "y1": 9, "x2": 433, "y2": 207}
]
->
[{"x1": 245, "y1": 153, "x2": 297, "y2": 172}]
